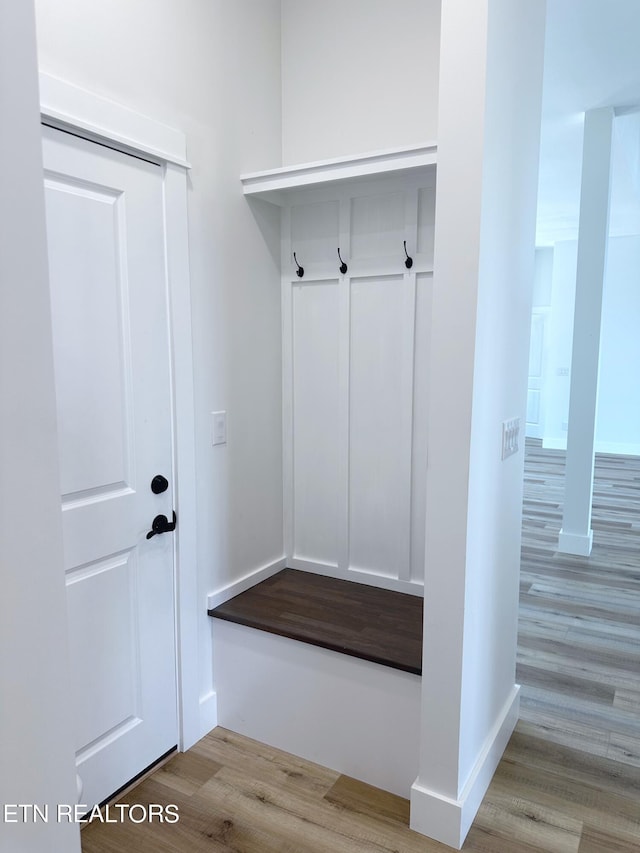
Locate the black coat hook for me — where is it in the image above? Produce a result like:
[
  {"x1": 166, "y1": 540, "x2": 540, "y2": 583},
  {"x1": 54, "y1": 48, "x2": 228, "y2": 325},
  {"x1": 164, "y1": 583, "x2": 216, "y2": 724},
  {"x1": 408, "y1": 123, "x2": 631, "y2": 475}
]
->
[
  {"x1": 404, "y1": 241, "x2": 413, "y2": 269},
  {"x1": 337, "y1": 248, "x2": 348, "y2": 275},
  {"x1": 293, "y1": 252, "x2": 304, "y2": 278}
]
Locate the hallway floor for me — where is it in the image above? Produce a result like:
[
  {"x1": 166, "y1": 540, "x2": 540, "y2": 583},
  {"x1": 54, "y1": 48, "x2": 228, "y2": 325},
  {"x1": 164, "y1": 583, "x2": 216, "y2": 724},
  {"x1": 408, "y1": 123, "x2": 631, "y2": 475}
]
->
[
  {"x1": 80, "y1": 439, "x2": 640, "y2": 852},
  {"x1": 80, "y1": 725, "x2": 640, "y2": 852},
  {"x1": 519, "y1": 438, "x2": 640, "y2": 765}
]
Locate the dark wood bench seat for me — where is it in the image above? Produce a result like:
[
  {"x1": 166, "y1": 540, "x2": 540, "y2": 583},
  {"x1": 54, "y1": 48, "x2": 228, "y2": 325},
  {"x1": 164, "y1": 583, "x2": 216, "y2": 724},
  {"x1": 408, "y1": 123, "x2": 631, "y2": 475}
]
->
[{"x1": 208, "y1": 568, "x2": 423, "y2": 675}]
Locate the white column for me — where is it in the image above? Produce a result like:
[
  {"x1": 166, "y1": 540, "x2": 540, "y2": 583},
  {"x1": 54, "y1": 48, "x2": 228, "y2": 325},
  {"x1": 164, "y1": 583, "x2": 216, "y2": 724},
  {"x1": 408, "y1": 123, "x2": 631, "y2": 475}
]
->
[
  {"x1": 558, "y1": 108, "x2": 614, "y2": 556},
  {"x1": 410, "y1": 0, "x2": 545, "y2": 848},
  {"x1": 0, "y1": 2, "x2": 81, "y2": 850}
]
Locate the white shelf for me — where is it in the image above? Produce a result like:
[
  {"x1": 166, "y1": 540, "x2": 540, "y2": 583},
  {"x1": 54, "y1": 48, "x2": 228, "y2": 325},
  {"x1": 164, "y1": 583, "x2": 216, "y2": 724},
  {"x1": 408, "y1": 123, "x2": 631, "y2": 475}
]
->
[{"x1": 240, "y1": 143, "x2": 437, "y2": 204}]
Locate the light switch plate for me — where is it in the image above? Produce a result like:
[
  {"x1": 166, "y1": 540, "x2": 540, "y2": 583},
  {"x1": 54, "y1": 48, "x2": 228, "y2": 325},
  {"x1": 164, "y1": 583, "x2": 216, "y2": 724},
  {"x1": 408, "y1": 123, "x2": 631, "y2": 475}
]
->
[
  {"x1": 212, "y1": 411, "x2": 227, "y2": 446},
  {"x1": 501, "y1": 417, "x2": 520, "y2": 460}
]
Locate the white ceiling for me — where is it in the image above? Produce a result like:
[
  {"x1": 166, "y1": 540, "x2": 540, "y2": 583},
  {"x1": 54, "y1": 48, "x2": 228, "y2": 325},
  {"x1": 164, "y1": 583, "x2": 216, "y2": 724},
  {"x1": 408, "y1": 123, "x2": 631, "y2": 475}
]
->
[{"x1": 536, "y1": 0, "x2": 640, "y2": 245}]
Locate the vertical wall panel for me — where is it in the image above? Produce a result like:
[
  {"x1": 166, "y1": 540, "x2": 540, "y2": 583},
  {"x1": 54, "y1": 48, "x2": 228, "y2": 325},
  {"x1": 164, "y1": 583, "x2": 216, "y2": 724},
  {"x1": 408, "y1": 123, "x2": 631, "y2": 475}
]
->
[
  {"x1": 292, "y1": 280, "x2": 341, "y2": 565},
  {"x1": 351, "y1": 192, "x2": 405, "y2": 259},
  {"x1": 417, "y1": 186, "x2": 436, "y2": 263},
  {"x1": 291, "y1": 201, "x2": 339, "y2": 265},
  {"x1": 349, "y1": 275, "x2": 412, "y2": 578},
  {"x1": 411, "y1": 273, "x2": 433, "y2": 583}
]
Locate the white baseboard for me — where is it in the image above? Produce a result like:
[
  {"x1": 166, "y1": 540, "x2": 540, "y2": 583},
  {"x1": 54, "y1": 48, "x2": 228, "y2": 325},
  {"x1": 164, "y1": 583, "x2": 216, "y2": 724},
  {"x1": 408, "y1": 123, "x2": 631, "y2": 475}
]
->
[
  {"x1": 206, "y1": 556, "x2": 287, "y2": 611},
  {"x1": 198, "y1": 689, "x2": 218, "y2": 739},
  {"x1": 289, "y1": 557, "x2": 424, "y2": 597},
  {"x1": 558, "y1": 528, "x2": 593, "y2": 556},
  {"x1": 541, "y1": 437, "x2": 566, "y2": 450},
  {"x1": 542, "y1": 438, "x2": 640, "y2": 458},
  {"x1": 593, "y1": 441, "x2": 640, "y2": 457},
  {"x1": 410, "y1": 685, "x2": 520, "y2": 849}
]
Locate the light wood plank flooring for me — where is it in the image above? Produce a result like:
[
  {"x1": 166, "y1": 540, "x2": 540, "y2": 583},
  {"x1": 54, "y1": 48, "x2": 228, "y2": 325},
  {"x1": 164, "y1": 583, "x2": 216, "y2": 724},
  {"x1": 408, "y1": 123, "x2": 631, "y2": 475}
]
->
[
  {"x1": 519, "y1": 438, "x2": 640, "y2": 766},
  {"x1": 82, "y1": 439, "x2": 640, "y2": 852},
  {"x1": 80, "y1": 725, "x2": 640, "y2": 852}
]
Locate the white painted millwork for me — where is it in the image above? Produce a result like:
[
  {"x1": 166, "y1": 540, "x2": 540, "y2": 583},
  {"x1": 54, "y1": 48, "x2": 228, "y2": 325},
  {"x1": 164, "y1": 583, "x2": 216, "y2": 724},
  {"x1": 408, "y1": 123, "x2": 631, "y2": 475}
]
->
[
  {"x1": 291, "y1": 278, "x2": 341, "y2": 567},
  {"x1": 241, "y1": 144, "x2": 437, "y2": 203},
  {"x1": 559, "y1": 108, "x2": 614, "y2": 557},
  {"x1": 281, "y1": 174, "x2": 435, "y2": 594},
  {"x1": 526, "y1": 248, "x2": 553, "y2": 445},
  {"x1": 526, "y1": 310, "x2": 549, "y2": 438},
  {"x1": 410, "y1": 687, "x2": 520, "y2": 844},
  {"x1": 349, "y1": 274, "x2": 414, "y2": 581},
  {"x1": 43, "y1": 126, "x2": 178, "y2": 808},
  {"x1": 39, "y1": 72, "x2": 190, "y2": 167},
  {"x1": 38, "y1": 71, "x2": 202, "y2": 752},
  {"x1": 206, "y1": 557, "x2": 288, "y2": 612}
]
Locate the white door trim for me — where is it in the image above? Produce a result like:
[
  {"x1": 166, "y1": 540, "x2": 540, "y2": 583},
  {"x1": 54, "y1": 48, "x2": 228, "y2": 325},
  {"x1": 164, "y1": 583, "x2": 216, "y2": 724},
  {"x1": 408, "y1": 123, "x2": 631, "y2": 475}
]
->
[
  {"x1": 39, "y1": 73, "x2": 203, "y2": 752},
  {"x1": 39, "y1": 74, "x2": 191, "y2": 168}
]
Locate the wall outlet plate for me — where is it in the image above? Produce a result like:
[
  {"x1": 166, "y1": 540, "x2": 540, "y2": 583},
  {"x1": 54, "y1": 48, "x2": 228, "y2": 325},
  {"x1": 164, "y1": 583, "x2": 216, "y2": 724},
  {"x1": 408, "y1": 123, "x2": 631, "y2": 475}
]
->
[{"x1": 212, "y1": 411, "x2": 227, "y2": 446}]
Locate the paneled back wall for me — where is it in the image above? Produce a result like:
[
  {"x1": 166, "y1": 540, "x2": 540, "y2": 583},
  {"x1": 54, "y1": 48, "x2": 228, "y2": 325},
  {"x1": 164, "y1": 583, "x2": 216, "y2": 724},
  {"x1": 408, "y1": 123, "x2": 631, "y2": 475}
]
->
[{"x1": 282, "y1": 172, "x2": 436, "y2": 595}]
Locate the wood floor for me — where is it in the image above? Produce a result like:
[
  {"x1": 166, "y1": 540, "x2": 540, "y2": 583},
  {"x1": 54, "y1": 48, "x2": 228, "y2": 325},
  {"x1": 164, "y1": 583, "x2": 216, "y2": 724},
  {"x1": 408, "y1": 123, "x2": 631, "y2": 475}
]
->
[
  {"x1": 519, "y1": 439, "x2": 640, "y2": 765},
  {"x1": 82, "y1": 439, "x2": 640, "y2": 852}
]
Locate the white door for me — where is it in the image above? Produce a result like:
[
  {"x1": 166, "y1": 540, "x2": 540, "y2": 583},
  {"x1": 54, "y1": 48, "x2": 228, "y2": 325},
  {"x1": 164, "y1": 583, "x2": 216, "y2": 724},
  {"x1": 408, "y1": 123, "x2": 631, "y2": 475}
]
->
[
  {"x1": 526, "y1": 309, "x2": 548, "y2": 439},
  {"x1": 42, "y1": 125, "x2": 178, "y2": 809}
]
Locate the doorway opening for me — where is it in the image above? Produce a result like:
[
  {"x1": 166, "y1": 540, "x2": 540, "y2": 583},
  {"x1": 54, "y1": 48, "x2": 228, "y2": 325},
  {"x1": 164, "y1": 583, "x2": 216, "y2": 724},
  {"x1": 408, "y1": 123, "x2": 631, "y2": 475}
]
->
[{"x1": 519, "y1": 0, "x2": 640, "y2": 764}]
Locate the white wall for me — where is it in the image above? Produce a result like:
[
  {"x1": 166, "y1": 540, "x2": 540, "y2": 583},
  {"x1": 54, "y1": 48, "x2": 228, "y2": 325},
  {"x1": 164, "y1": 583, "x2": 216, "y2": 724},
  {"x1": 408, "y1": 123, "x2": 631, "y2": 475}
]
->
[
  {"x1": 461, "y1": 0, "x2": 545, "y2": 790},
  {"x1": 281, "y1": 0, "x2": 441, "y2": 165},
  {"x1": 412, "y1": 0, "x2": 545, "y2": 847},
  {"x1": 0, "y1": 2, "x2": 81, "y2": 851},
  {"x1": 597, "y1": 236, "x2": 640, "y2": 453},
  {"x1": 33, "y1": 0, "x2": 284, "y2": 728},
  {"x1": 537, "y1": 236, "x2": 640, "y2": 455}
]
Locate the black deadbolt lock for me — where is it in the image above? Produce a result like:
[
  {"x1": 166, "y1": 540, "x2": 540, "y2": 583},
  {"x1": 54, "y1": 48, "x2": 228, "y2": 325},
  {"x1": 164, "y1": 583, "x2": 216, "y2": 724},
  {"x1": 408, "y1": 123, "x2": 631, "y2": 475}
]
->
[{"x1": 151, "y1": 474, "x2": 169, "y2": 494}]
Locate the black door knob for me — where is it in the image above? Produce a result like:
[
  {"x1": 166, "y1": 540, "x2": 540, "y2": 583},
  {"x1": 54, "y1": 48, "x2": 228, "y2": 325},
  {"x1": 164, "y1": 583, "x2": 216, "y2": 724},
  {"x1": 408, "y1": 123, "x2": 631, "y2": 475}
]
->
[
  {"x1": 151, "y1": 474, "x2": 169, "y2": 494},
  {"x1": 146, "y1": 511, "x2": 177, "y2": 539}
]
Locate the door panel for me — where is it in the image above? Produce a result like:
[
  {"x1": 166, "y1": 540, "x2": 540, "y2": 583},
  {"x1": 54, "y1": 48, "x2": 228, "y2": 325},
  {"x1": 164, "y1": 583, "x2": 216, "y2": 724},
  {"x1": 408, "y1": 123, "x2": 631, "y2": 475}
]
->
[
  {"x1": 43, "y1": 125, "x2": 177, "y2": 809},
  {"x1": 66, "y1": 552, "x2": 139, "y2": 752},
  {"x1": 526, "y1": 310, "x2": 548, "y2": 438},
  {"x1": 45, "y1": 177, "x2": 130, "y2": 498}
]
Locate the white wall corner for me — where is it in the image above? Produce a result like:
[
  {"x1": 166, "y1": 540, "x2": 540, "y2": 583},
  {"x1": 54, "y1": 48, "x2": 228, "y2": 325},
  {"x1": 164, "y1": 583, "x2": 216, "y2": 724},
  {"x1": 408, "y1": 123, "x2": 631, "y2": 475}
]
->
[
  {"x1": 1, "y1": 3, "x2": 81, "y2": 849},
  {"x1": 410, "y1": 685, "x2": 520, "y2": 849},
  {"x1": 199, "y1": 689, "x2": 218, "y2": 739},
  {"x1": 206, "y1": 556, "x2": 287, "y2": 611}
]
